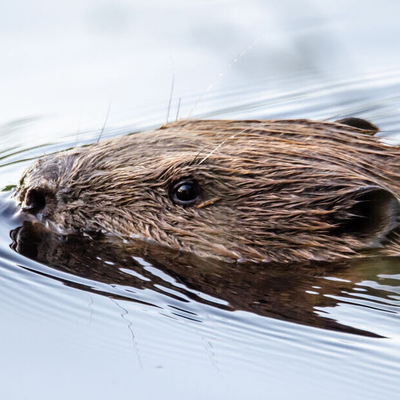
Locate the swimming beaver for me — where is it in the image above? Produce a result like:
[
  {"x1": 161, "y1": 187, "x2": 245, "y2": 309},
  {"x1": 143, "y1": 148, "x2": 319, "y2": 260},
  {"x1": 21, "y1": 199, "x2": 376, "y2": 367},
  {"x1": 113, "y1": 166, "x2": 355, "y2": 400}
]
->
[{"x1": 14, "y1": 118, "x2": 400, "y2": 263}]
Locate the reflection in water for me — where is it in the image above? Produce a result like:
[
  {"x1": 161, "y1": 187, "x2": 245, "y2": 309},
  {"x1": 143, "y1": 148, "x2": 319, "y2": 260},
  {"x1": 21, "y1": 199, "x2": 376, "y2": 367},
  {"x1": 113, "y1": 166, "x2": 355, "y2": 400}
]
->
[{"x1": 10, "y1": 220, "x2": 400, "y2": 338}]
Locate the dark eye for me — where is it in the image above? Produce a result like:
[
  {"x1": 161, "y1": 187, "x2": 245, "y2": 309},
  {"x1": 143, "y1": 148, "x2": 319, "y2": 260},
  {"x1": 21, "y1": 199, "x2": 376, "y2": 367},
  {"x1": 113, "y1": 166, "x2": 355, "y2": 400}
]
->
[{"x1": 171, "y1": 180, "x2": 201, "y2": 206}]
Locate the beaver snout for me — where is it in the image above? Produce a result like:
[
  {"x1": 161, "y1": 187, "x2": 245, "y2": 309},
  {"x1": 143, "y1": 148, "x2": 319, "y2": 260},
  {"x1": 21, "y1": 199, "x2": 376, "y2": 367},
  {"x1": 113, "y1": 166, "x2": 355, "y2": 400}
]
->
[
  {"x1": 22, "y1": 188, "x2": 47, "y2": 213},
  {"x1": 16, "y1": 157, "x2": 61, "y2": 219},
  {"x1": 21, "y1": 185, "x2": 57, "y2": 215}
]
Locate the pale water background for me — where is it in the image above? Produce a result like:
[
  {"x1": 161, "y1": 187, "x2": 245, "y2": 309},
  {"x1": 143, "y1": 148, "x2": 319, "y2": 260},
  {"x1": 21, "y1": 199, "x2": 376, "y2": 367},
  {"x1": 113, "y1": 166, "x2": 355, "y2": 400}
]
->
[{"x1": 1, "y1": 1, "x2": 400, "y2": 399}]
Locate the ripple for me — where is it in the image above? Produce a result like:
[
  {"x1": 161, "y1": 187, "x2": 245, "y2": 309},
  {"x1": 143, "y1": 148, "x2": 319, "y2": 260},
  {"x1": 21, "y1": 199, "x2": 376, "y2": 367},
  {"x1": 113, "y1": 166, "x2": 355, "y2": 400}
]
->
[{"x1": 1, "y1": 61, "x2": 400, "y2": 400}]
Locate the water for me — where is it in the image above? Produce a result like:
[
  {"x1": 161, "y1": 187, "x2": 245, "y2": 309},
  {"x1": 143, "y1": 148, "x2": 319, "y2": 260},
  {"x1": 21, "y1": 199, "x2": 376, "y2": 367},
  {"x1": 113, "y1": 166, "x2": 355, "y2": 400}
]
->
[{"x1": 1, "y1": 1, "x2": 400, "y2": 399}]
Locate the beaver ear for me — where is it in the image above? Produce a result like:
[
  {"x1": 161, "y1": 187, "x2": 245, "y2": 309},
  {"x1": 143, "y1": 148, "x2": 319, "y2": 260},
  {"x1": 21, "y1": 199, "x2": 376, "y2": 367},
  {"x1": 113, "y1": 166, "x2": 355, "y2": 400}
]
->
[
  {"x1": 335, "y1": 117, "x2": 379, "y2": 134},
  {"x1": 335, "y1": 186, "x2": 399, "y2": 248}
]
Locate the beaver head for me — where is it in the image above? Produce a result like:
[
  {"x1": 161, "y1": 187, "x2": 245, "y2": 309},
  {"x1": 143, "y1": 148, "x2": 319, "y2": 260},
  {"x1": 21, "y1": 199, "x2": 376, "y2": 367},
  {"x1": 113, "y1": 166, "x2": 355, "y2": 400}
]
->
[{"x1": 15, "y1": 118, "x2": 400, "y2": 263}]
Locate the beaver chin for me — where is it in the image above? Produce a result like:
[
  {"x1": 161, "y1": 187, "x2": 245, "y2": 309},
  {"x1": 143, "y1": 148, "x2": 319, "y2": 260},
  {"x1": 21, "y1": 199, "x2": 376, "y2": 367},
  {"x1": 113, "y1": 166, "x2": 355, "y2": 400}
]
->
[{"x1": 14, "y1": 118, "x2": 400, "y2": 264}]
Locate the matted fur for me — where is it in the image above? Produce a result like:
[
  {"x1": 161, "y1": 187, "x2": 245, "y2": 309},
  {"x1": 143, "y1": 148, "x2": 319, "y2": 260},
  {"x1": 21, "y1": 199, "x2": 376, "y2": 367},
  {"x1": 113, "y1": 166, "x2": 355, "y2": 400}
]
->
[{"x1": 15, "y1": 119, "x2": 400, "y2": 263}]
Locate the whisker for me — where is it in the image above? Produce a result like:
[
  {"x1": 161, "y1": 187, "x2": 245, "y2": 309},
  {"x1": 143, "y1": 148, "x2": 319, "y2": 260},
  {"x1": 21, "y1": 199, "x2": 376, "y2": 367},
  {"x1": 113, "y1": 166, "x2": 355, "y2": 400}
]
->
[
  {"x1": 198, "y1": 135, "x2": 235, "y2": 165},
  {"x1": 97, "y1": 100, "x2": 112, "y2": 143},
  {"x1": 198, "y1": 127, "x2": 251, "y2": 165},
  {"x1": 165, "y1": 50, "x2": 175, "y2": 125},
  {"x1": 75, "y1": 111, "x2": 82, "y2": 148},
  {"x1": 187, "y1": 33, "x2": 267, "y2": 120},
  {"x1": 175, "y1": 97, "x2": 181, "y2": 121}
]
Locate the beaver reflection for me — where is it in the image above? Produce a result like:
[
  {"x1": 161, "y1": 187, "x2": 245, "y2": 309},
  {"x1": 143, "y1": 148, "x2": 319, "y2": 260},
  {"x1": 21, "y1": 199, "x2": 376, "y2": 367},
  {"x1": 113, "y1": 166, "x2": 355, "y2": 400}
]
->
[{"x1": 10, "y1": 221, "x2": 400, "y2": 337}]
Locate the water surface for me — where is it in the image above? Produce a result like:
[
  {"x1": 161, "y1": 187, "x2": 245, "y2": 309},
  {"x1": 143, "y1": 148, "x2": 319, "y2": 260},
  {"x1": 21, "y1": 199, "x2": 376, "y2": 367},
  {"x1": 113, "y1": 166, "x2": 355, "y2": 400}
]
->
[{"x1": 1, "y1": 1, "x2": 400, "y2": 399}]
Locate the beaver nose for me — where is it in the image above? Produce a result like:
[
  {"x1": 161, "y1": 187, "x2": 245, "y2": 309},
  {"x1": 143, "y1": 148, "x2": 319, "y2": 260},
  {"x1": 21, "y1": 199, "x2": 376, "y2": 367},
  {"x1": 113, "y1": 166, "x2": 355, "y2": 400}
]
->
[{"x1": 22, "y1": 188, "x2": 47, "y2": 214}]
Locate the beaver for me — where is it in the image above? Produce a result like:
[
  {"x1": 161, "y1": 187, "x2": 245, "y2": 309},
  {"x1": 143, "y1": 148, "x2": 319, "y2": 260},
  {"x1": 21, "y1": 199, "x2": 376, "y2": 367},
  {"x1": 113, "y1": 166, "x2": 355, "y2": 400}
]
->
[{"x1": 14, "y1": 118, "x2": 400, "y2": 264}]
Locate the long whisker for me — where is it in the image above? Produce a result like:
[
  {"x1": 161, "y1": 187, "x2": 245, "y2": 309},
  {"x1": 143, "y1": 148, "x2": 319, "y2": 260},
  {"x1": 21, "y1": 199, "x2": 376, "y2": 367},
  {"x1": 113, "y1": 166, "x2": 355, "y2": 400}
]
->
[
  {"x1": 97, "y1": 100, "x2": 112, "y2": 143},
  {"x1": 187, "y1": 33, "x2": 267, "y2": 120},
  {"x1": 165, "y1": 51, "x2": 175, "y2": 125},
  {"x1": 75, "y1": 111, "x2": 82, "y2": 148},
  {"x1": 198, "y1": 137, "x2": 231, "y2": 165},
  {"x1": 197, "y1": 127, "x2": 251, "y2": 165},
  {"x1": 175, "y1": 97, "x2": 181, "y2": 121}
]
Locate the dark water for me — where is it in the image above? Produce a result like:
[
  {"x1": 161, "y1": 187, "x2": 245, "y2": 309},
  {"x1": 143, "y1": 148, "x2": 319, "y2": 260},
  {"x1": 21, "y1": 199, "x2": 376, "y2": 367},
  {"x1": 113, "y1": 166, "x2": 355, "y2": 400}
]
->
[{"x1": 1, "y1": 1, "x2": 400, "y2": 399}]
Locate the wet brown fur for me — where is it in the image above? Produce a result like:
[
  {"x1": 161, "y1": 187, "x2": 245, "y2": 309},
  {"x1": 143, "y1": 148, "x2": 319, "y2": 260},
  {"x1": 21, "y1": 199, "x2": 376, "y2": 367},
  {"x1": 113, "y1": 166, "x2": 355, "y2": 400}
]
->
[{"x1": 15, "y1": 119, "x2": 400, "y2": 263}]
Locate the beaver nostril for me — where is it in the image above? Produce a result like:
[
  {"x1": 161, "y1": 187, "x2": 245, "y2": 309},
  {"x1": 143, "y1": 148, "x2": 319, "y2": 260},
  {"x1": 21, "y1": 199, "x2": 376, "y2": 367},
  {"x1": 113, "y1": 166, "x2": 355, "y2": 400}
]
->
[{"x1": 23, "y1": 188, "x2": 46, "y2": 213}]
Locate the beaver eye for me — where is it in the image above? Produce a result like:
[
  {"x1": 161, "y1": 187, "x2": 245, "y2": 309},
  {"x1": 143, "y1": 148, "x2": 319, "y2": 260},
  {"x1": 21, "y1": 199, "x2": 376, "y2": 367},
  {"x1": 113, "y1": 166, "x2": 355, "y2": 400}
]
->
[{"x1": 171, "y1": 180, "x2": 201, "y2": 206}]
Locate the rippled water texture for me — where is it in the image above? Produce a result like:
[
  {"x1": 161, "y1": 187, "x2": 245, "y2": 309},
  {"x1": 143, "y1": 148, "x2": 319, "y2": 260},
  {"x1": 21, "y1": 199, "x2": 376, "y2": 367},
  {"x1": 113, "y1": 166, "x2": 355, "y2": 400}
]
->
[{"x1": 1, "y1": 1, "x2": 400, "y2": 399}]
